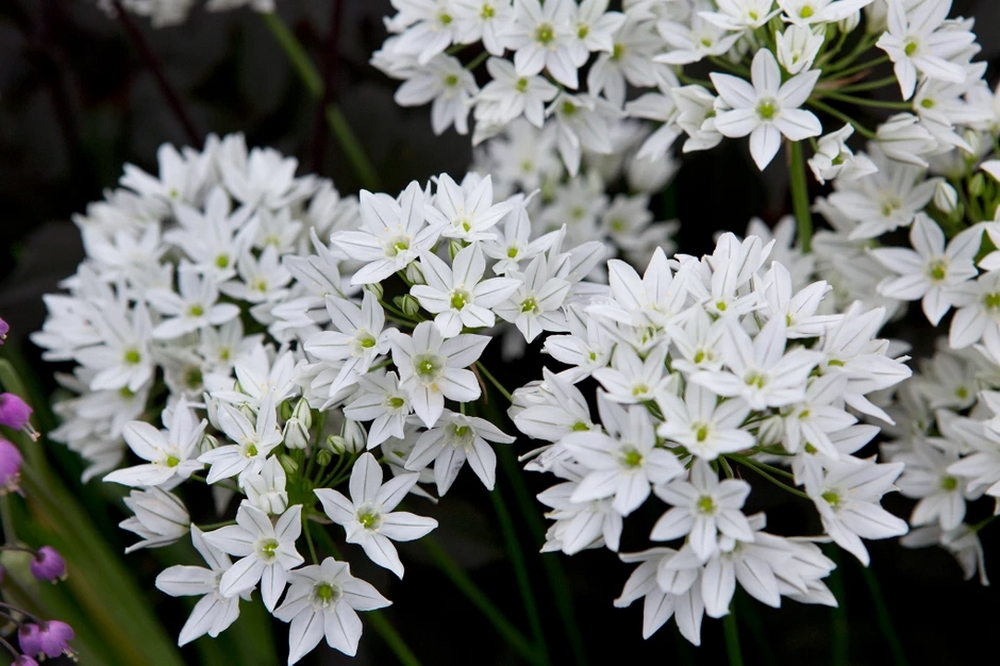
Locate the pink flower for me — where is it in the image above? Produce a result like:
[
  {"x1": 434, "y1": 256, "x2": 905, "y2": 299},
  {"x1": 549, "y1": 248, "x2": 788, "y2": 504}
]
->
[
  {"x1": 0, "y1": 438, "x2": 22, "y2": 493},
  {"x1": 18, "y1": 621, "x2": 75, "y2": 660},
  {"x1": 0, "y1": 393, "x2": 32, "y2": 430}
]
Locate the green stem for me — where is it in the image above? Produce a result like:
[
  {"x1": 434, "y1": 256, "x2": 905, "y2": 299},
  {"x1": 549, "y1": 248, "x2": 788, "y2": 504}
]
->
[
  {"x1": 815, "y1": 90, "x2": 911, "y2": 110},
  {"x1": 788, "y1": 140, "x2": 814, "y2": 253},
  {"x1": 727, "y1": 454, "x2": 811, "y2": 500},
  {"x1": 422, "y1": 535, "x2": 542, "y2": 665},
  {"x1": 490, "y1": 486, "x2": 551, "y2": 666},
  {"x1": 807, "y1": 99, "x2": 877, "y2": 139},
  {"x1": 723, "y1": 607, "x2": 744, "y2": 666},
  {"x1": 261, "y1": 12, "x2": 380, "y2": 190},
  {"x1": 832, "y1": 76, "x2": 899, "y2": 93},
  {"x1": 366, "y1": 612, "x2": 423, "y2": 666},
  {"x1": 707, "y1": 55, "x2": 750, "y2": 77},
  {"x1": 303, "y1": 516, "x2": 319, "y2": 564},
  {"x1": 465, "y1": 49, "x2": 490, "y2": 71},
  {"x1": 825, "y1": 54, "x2": 890, "y2": 80},
  {"x1": 475, "y1": 362, "x2": 513, "y2": 403},
  {"x1": 857, "y1": 562, "x2": 908, "y2": 666},
  {"x1": 826, "y1": 546, "x2": 850, "y2": 666}
]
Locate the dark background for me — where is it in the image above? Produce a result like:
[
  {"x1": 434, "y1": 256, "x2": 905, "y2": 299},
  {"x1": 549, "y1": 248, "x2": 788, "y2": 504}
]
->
[{"x1": 1, "y1": 1, "x2": 999, "y2": 664}]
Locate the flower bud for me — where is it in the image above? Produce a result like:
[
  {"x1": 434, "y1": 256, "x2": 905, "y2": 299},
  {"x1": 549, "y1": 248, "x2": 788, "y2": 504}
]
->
[
  {"x1": 448, "y1": 239, "x2": 464, "y2": 261},
  {"x1": 343, "y1": 419, "x2": 368, "y2": 452},
  {"x1": 199, "y1": 433, "x2": 219, "y2": 454},
  {"x1": 30, "y1": 546, "x2": 67, "y2": 583},
  {"x1": 279, "y1": 399, "x2": 294, "y2": 421},
  {"x1": 292, "y1": 398, "x2": 313, "y2": 430},
  {"x1": 364, "y1": 281, "x2": 384, "y2": 300},
  {"x1": 396, "y1": 294, "x2": 421, "y2": 318},
  {"x1": 326, "y1": 434, "x2": 349, "y2": 455},
  {"x1": 239, "y1": 403, "x2": 256, "y2": 422},
  {"x1": 405, "y1": 261, "x2": 425, "y2": 285},
  {"x1": 0, "y1": 438, "x2": 23, "y2": 493},
  {"x1": 19, "y1": 620, "x2": 75, "y2": 660},
  {"x1": 934, "y1": 181, "x2": 959, "y2": 215},
  {"x1": 969, "y1": 172, "x2": 986, "y2": 197},
  {"x1": 0, "y1": 317, "x2": 8, "y2": 345},
  {"x1": 14, "y1": 655, "x2": 39, "y2": 666},
  {"x1": 964, "y1": 129, "x2": 982, "y2": 158},
  {"x1": 837, "y1": 10, "x2": 860, "y2": 33},
  {"x1": 278, "y1": 454, "x2": 299, "y2": 476},
  {"x1": 283, "y1": 417, "x2": 310, "y2": 449},
  {"x1": 0, "y1": 393, "x2": 32, "y2": 431},
  {"x1": 316, "y1": 448, "x2": 333, "y2": 467}
]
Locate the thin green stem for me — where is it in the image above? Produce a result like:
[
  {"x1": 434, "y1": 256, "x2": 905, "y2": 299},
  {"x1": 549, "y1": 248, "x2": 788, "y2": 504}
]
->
[
  {"x1": 807, "y1": 99, "x2": 876, "y2": 139},
  {"x1": 816, "y1": 90, "x2": 912, "y2": 110},
  {"x1": 825, "y1": 54, "x2": 890, "y2": 80},
  {"x1": 490, "y1": 486, "x2": 551, "y2": 666},
  {"x1": 303, "y1": 516, "x2": 319, "y2": 564},
  {"x1": 0, "y1": 495, "x2": 17, "y2": 544},
  {"x1": 788, "y1": 140, "x2": 814, "y2": 253},
  {"x1": 832, "y1": 76, "x2": 899, "y2": 93},
  {"x1": 708, "y1": 55, "x2": 750, "y2": 77},
  {"x1": 422, "y1": 535, "x2": 543, "y2": 665},
  {"x1": 366, "y1": 612, "x2": 423, "y2": 666},
  {"x1": 723, "y1": 607, "x2": 744, "y2": 666},
  {"x1": 261, "y1": 12, "x2": 380, "y2": 190},
  {"x1": 465, "y1": 49, "x2": 490, "y2": 71},
  {"x1": 475, "y1": 362, "x2": 513, "y2": 403},
  {"x1": 857, "y1": 562, "x2": 908, "y2": 666},
  {"x1": 727, "y1": 454, "x2": 811, "y2": 500},
  {"x1": 825, "y1": 546, "x2": 849, "y2": 666}
]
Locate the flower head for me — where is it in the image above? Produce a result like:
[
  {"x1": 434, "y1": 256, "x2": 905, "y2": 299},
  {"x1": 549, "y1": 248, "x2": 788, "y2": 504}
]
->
[{"x1": 30, "y1": 546, "x2": 67, "y2": 583}]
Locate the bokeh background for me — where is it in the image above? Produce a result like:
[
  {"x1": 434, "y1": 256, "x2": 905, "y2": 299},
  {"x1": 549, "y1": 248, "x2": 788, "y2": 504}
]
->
[{"x1": 1, "y1": 1, "x2": 999, "y2": 664}]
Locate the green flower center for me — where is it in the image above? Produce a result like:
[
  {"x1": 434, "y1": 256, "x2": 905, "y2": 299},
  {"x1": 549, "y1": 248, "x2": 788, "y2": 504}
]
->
[
  {"x1": 359, "y1": 333, "x2": 377, "y2": 349},
  {"x1": 535, "y1": 23, "x2": 555, "y2": 45},
  {"x1": 358, "y1": 510, "x2": 381, "y2": 530},
  {"x1": 444, "y1": 74, "x2": 459, "y2": 87},
  {"x1": 260, "y1": 538, "x2": 278, "y2": 559},
  {"x1": 904, "y1": 40, "x2": 918, "y2": 56},
  {"x1": 388, "y1": 396, "x2": 406, "y2": 409},
  {"x1": 314, "y1": 582, "x2": 340, "y2": 606},
  {"x1": 520, "y1": 297, "x2": 538, "y2": 314},
  {"x1": 450, "y1": 289, "x2": 470, "y2": 310},
  {"x1": 756, "y1": 99, "x2": 777, "y2": 121},
  {"x1": 124, "y1": 349, "x2": 142, "y2": 365},
  {"x1": 480, "y1": 4, "x2": 494, "y2": 19},
  {"x1": 414, "y1": 353, "x2": 444, "y2": 383},
  {"x1": 166, "y1": 455, "x2": 180, "y2": 468},
  {"x1": 622, "y1": 448, "x2": 643, "y2": 468},
  {"x1": 941, "y1": 476, "x2": 958, "y2": 491},
  {"x1": 216, "y1": 254, "x2": 230, "y2": 269},
  {"x1": 822, "y1": 491, "x2": 840, "y2": 507},
  {"x1": 695, "y1": 424, "x2": 709, "y2": 442},
  {"x1": 188, "y1": 304, "x2": 205, "y2": 317},
  {"x1": 571, "y1": 421, "x2": 589, "y2": 432},
  {"x1": 697, "y1": 495, "x2": 716, "y2": 514},
  {"x1": 515, "y1": 77, "x2": 529, "y2": 93},
  {"x1": 800, "y1": 5, "x2": 814, "y2": 18},
  {"x1": 928, "y1": 259, "x2": 948, "y2": 282},
  {"x1": 745, "y1": 372, "x2": 766, "y2": 389}
]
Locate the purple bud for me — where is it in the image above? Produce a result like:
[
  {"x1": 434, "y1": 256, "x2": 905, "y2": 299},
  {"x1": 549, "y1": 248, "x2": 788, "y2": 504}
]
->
[
  {"x1": 19, "y1": 621, "x2": 74, "y2": 659},
  {"x1": 18, "y1": 624, "x2": 41, "y2": 658},
  {"x1": 0, "y1": 393, "x2": 32, "y2": 430},
  {"x1": 0, "y1": 438, "x2": 22, "y2": 492},
  {"x1": 0, "y1": 317, "x2": 8, "y2": 344},
  {"x1": 30, "y1": 546, "x2": 66, "y2": 583},
  {"x1": 14, "y1": 656, "x2": 39, "y2": 666}
]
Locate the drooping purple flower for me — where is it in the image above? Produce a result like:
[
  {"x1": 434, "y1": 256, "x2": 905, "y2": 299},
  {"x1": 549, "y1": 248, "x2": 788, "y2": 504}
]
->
[
  {"x1": 0, "y1": 393, "x2": 32, "y2": 430},
  {"x1": 0, "y1": 438, "x2": 22, "y2": 493},
  {"x1": 18, "y1": 621, "x2": 74, "y2": 659},
  {"x1": 30, "y1": 546, "x2": 66, "y2": 583},
  {"x1": 13, "y1": 656, "x2": 39, "y2": 666},
  {"x1": 0, "y1": 317, "x2": 9, "y2": 344}
]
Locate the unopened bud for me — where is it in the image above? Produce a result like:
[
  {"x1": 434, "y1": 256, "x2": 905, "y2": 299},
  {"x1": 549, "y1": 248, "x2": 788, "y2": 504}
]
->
[
  {"x1": 279, "y1": 399, "x2": 294, "y2": 421},
  {"x1": 278, "y1": 454, "x2": 299, "y2": 476},
  {"x1": 239, "y1": 403, "x2": 256, "y2": 421},
  {"x1": 837, "y1": 10, "x2": 860, "y2": 33},
  {"x1": 292, "y1": 398, "x2": 312, "y2": 430},
  {"x1": 364, "y1": 282, "x2": 384, "y2": 300},
  {"x1": 963, "y1": 130, "x2": 982, "y2": 158},
  {"x1": 316, "y1": 449, "x2": 333, "y2": 467},
  {"x1": 343, "y1": 419, "x2": 368, "y2": 452},
  {"x1": 326, "y1": 434, "x2": 349, "y2": 455},
  {"x1": 396, "y1": 294, "x2": 421, "y2": 318},
  {"x1": 199, "y1": 433, "x2": 219, "y2": 454},
  {"x1": 448, "y1": 239, "x2": 464, "y2": 261},
  {"x1": 934, "y1": 181, "x2": 959, "y2": 215},
  {"x1": 30, "y1": 546, "x2": 67, "y2": 583},
  {"x1": 405, "y1": 261, "x2": 425, "y2": 285},
  {"x1": 970, "y1": 172, "x2": 986, "y2": 197},
  {"x1": 283, "y1": 418, "x2": 309, "y2": 450}
]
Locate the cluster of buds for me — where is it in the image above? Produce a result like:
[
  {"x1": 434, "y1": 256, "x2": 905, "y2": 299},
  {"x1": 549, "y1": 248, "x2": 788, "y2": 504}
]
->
[{"x1": 0, "y1": 317, "x2": 75, "y2": 662}]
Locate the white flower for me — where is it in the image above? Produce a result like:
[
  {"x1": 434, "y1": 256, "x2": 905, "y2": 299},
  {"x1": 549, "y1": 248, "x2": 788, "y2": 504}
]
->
[
  {"x1": 655, "y1": 384, "x2": 753, "y2": 461},
  {"x1": 651, "y1": 460, "x2": 754, "y2": 561},
  {"x1": 806, "y1": 460, "x2": 908, "y2": 566},
  {"x1": 155, "y1": 526, "x2": 245, "y2": 646},
  {"x1": 870, "y1": 214, "x2": 981, "y2": 326},
  {"x1": 807, "y1": 125, "x2": 878, "y2": 184},
  {"x1": 394, "y1": 54, "x2": 479, "y2": 135},
  {"x1": 244, "y1": 456, "x2": 289, "y2": 515},
  {"x1": 494, "y1": 254, "x2": 571, "y2": 342},
  {"x1": 711, "y1": 49, "x2": 822, "y2": 170},
  {"x1": 390, "y1": 321, "x2": 489, "y2": 428},
  {"x1": 343, "y1": 370, "x2": 413, "y2": 449},
  {"x1": 199, "y1": 393, "x2": 284, "y2": 486},
  {"x1": 204, "y1": 502, "x2": 304, "y2": 612},
  {"x1": 875, "y1": 0, "x2": 975, "y2": 101},
  {"x1": 411, "y1": 244, "x2": 520, "y2": 337},
  {"x1": 120, "y1": 487, "x2": 190, "y2": 553},
  {"x1": 274, "y1": 557, "x2": 391, "y2": 663},
  {"x1": 104, "y1": 399, "x2": 206, "y2": 488},
  {"x1": 505, "y1": 0, "x2": 578, "y2": 88},
  {"x1": 314, "y1": 452, "x2": 438, "y2": 578},
  {"x1": 405, "y1": 410, "x2": 515, "y2": 494}
]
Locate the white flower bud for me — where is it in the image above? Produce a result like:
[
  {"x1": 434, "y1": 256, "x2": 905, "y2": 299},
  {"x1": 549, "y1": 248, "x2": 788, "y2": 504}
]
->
[
  {"x1": 837, "y1": 10, "x2": 861, "y2": 34},
  {"x1": 364, "y1": 281, "x2": 384, "y2": 300},
  {"x1": 934, "y1": 181, "x2": 959, "y2": 215}
]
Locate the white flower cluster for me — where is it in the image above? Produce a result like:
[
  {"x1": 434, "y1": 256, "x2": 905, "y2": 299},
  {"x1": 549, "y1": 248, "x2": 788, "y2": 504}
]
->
[
  {"x1": 510, "y1": 232, "x2": 912, "y2": 643},
  {"x1": 97, "y1": 0, "x2": 275, "y2": 28},
  {"x1": 34, "y1": 131, "x2": 628, "y2": 662},
  {"x1": 374, "y1": 0, "x2": 987, "y2": 173}
]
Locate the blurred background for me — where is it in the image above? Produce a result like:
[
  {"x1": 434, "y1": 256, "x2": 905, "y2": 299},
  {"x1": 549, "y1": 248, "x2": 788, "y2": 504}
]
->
[{"x1": 0, "y1": 1, "x2": 999, "y2": 664}]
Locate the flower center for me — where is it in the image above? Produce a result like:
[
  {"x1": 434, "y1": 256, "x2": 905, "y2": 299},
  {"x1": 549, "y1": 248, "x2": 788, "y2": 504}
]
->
[
  {"x1": 697, "y1": 495, "x2": 716, "y2": 514},
  {"x1": 822, "y1": 491, "x2": 840, "y2": 507},
  {"x1": 124, "y1": 348, "x2": 142, "y2": 365},
  {"x1": 413, "y1": 353, "x2": 444, "y2": 384},
  {"x1": 799, "y1": 5, "x2": 814, "y2": 18},
  {"x1": 258, "y1": 538, "x2": 279, "y2": 561},
  {"x1": 313, "y1": 582, "x2": 341, "y2": 607},
  {"x1": 450, "y1": 289, "x2": 470, "y2": 310},
  {"x1": 444, "y1": 74, "x2": 459, "y2": 87},
  {"x1": 520, "y1": 297, "x2": 539, "y2": 314},
  {"x1": 515, "y1": 77, "x2": 529, "y2": 93},
  {"x1": 358, "y1": 509, "x2": 383, "y2": 531},
  {"x1": 188, "y1": 304, "x2": 205, "y2": 317},
  {"x1": 756, "y1": 98, "x2": 778, "y2": 121},
  {"x1": 904, "y1": 40, "x2": 918, "y2": 57},
  {"x1": 941, "y1": 476, "x2": 958, "y2": 491},
  {"x1": 927, "y1": 259, "x2": 948, "y2": 282},
  {"x1": 535, "y1": 22, "x2": 555, "y2": 45},
  {"x1": 387, "y1": 396, "x2": 406, "y2": 409}
]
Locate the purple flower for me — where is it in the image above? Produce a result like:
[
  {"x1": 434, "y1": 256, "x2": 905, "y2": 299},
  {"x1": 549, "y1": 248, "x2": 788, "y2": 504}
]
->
[
  {"x1": 0, "y1": 393, "x2": 32, "y2": 430},
  {"x1": 0, "y1": 438, "x2": 22, "y2": 493},
  {"x1": 18, "y1": 621, "x2": 74, "y2": 659},
  {"x1": 0, "y1": 317, "x2": 8, "y2": 344},
  {"x1": 14, "y1": 656, "x2": 39, "y2": 666},
  {"x1": 30, "y1": 546, "x2": 66, "y2": 583}
]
